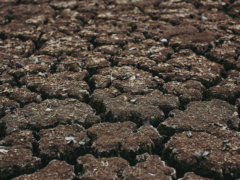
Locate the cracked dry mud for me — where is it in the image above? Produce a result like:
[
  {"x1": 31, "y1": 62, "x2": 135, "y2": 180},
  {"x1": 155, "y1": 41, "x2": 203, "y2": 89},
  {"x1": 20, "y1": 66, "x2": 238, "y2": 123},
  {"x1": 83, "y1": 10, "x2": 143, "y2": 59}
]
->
[{"x1": 0, "y1": 0, "x2": 240, "y2": 180}]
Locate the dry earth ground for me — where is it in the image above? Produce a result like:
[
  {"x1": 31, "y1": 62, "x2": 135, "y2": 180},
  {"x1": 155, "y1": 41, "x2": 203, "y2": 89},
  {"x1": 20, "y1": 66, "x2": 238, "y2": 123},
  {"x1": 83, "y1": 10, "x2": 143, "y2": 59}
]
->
[{"x1": 0, "y1": 0, "x2": 240, "y2": 179}]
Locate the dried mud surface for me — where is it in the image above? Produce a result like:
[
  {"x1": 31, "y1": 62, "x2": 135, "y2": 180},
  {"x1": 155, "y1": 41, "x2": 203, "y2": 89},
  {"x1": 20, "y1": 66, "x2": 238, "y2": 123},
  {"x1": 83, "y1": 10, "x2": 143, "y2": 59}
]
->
[{"x1": 0, "y1": 0, "x2": 240, "y2": 179}]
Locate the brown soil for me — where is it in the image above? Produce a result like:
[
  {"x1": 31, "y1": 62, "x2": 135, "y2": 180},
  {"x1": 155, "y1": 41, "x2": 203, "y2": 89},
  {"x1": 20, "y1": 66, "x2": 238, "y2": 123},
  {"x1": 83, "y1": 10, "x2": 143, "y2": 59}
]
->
[{"x1": 0, "y1": 0, "x2": 240, "y2": 179}]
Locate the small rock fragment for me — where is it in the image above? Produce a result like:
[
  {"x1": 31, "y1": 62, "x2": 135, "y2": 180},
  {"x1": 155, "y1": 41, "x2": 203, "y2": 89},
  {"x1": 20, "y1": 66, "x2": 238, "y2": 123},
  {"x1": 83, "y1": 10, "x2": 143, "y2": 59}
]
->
[
  {"x1": 187, "y1": 131, "x2": 192, "y2": 138},
  {"x1": 194, "y1": 150, "x2": 201, "y2": 159}
]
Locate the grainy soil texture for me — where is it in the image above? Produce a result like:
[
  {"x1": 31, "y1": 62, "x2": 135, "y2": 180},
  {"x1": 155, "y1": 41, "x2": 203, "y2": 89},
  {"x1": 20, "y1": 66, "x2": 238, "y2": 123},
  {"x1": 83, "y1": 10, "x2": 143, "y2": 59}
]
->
[{"x1": 0, "y1": 0, "x2": 240, "y2": 179}]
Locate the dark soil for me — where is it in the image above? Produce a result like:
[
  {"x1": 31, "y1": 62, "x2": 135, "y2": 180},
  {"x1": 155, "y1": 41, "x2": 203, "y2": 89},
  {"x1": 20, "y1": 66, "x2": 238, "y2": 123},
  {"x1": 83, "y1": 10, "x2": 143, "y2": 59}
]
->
[{"x1": 0, "y1": 0, "x2": 240, "y2": 179}]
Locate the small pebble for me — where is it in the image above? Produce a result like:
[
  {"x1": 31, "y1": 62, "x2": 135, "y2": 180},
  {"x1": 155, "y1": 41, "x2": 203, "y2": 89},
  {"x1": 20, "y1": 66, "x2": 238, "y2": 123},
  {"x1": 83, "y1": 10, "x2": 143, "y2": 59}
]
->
[
  {"x1": 201, "y1": 16, "x2": 208, "y2": 21},
  {"x1": 223, "y1": 139, "x2": 229, "y2": 143},
  {"x1": 161, "y1": 38, "x2": 168, "y2": 43},
  {"x1": 15, "y1": 45, "x2": 22, "y2": 50},
  {"x1": 194, "y1": 150, "x2": 201, "y2": 159},
  {"x1": 16, "y1": 62, "x2": 23, "y2": 68},
  {"x1": 45, "y1": 108, "x2": 52, "y2": 112},
  {"x1": 129, "y1": 47, "x2": 136, "y2": 51},
  {"x1": 202, "y1": 151, "x2": 210, "y2": 158},
  {"x1": 222, "y1": 139, "x2": 231, "y2": 151},
  {"x1": 148, "y1": 48, "x2": 155, "y2": 54},
  {"x1": 38, "y1": 72, "x2": 47, "y2": 77},
  {"x1": 79, "y1": 139, "x2": 86, "y2": 145},
  {"x1": 0, "y1": 148, "x2": 8, "y2": 154},
  {"x1": 110, "y1": 75, "x2": 115, "y2": 82},
  {"x1": 34, "y1": 59, "x2": 39, "y2": 64},
  {"x1": 130, "y1": 75, "x2": 136, "y2": 80},
  {"x1": 36, "y1": 95, "x2": 42, "y2": 102},
  {"x1": 65, "y1": 135, "x2": 77, "y2": 144},
  {"x1": 130, "y1": 99, "x2": 136, "y2": 104},
  {"x1": 187, "y1": 131, "x2": 192, "y2": 138},
  {"x1": 79, "y1": 61, "x2": 85, "y2": 67},
  {"x1": 24, "y1": 113, "x2": 29, "y2": 117},
  {"x1": 148, "y1": 173, "x2": 156, "y2": 176}
]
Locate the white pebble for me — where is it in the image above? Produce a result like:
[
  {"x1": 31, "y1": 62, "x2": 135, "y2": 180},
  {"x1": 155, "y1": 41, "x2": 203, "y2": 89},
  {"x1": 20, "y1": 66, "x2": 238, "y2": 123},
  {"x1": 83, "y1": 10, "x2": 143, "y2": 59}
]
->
[
  {"x1": 34, "y1": 59, "x2": 39, "y2": 64},
  {"x1": 201, "y1": 16, "x2": 208, "y2": 21},
  {"x1": 38, "y1": 72, "x2": 47, "y2": 77},
  {"x1": 148, "y1": 173, "x2": 156, "y2": 176},
  {"x1": 187, "y1": 131, "x2": 192, "y2": 138},
  {"x1": 129, "y1": 47, "x2": 136, "y2": 51},
  {"x1": 65, "y1": 135, "x2": 77, "y2": 144},
  {"x1": 194, "y1": 150, "x2": 201, "y2": 158},
  {"x1": 45, "y1": 108, "x2": 52, "y2": 112},
  {"x1": 79, "y1": 139, "x2": 86, "y2": 145},
  {"x1": 0, "y1": 149, "x2": 9, "y2": 153},
  {"x1": 130, "y1": 75, "x2": 136, "y2": 80},
  {"x1": 202, "y1": 151, "x2": 210, "y2": 157},
  {"x1": 15, "y1": 46, "x2": 22, "y2": 50},
  {"x1": 130, "y1": 99, "x2": 136, "y2": 103},
  {"x1": 161, "y1": 38, "x2": 168, "y2": 43}
]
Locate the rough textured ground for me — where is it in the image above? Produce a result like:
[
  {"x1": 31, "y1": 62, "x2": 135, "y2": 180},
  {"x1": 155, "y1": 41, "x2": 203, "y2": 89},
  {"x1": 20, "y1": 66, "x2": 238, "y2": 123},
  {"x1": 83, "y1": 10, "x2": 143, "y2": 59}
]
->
[{"x1": 0, "y1": 0, "x2": 240, "y2": 179}]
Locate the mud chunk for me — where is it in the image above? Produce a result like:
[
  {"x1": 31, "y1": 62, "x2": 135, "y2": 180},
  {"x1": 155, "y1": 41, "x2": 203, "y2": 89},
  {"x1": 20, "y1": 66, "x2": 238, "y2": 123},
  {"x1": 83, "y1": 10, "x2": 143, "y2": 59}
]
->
[
  {"x1": 94, "y1": 33, "x2": 128, "y2": 46},
  {"x1": 0, "y1": 96, "x2": 19, "y2": 117},
  {"x1": 56, "y1": 56, "x2": 86, "y2": 72},
  {"x1": 207, "y1": 41, "x2": 240, "y2": 70},
  {"x1": 179, "y1": 172, "x2": 213, "y2": 180},
  {"x1": 0, "y1": 21, "x2": 41, "y2": 41},
  {"x1": 0, "y1": 146, "x2": 41, "y2": 179},
  {"x1": 91, "y1": 88, "x2": 179, "y2": 125},
  {"x1": 114, "y1": 56, "x2": 157, "y2": 70},
  {"x1": 95, "y1": 45, "x2": 122, "y2": 55},
  {"x1": 227, "y1": 1, "x2": 240, "y2": 19},
  {"x1": 0, "y1": 38, "x2": 35, "y2": 57},
  {"x1": 39, "y1": 124, "x2": 89, "y2": 162},
  {"x1": 0, "y1": 130, "x2": 36, "y2": 150},
  {"x1": 122, "y1": 40, "x2": 173, "y2": 61},
  {"x1": 158, "y1": 99, "x2": 240, "y2": 135},
  {"x1": 3, "y1": 3, "x2": 53, "y2": 22},
  {"x1": 0, "y1": 71, "x2": 16, "y2": 85},
  {"x1": 145, "y1": 2, "x2": 197, "y2": 24},
  {"x1": 122, "y1": 155, "x2": 176, "y2": 180},
  {"x1": 169, "y1": 31, "x2": 216, "y2": 53},
  {"x1": 163, "y1": 132, "x2": 240, "y2": 179},
  {"x1": 76, "y1": 154, "x2": 129, "y2": 180},
  {"x1": 13, "y1": 160, "x2": 75, "y2": 180},
  {"x1": 0, "y1": 83, "x2": 41, "y2": 105},
  {"x1": 89, "y1": 87, "x2": 121, "y2": 111},
  {"x1": 20, "y1": 71, "x2": 89, "y2": 101},
  {"x1": 7, "y1": 56, "x2": 54, "y2": 78},
  {"x1": 0, "y1": 98, "x2": 100, "y2": 135},
  {"x1": 163, "y1": 80, "x2": 206, "y2": 103},
  {"x1": 85, "y1": 52, "x2": 111, "y2": 69},
  {"x1": 91, "y1": 90, "x2": 167, "y2": 126},
  {"x1": 104, "y1": 96, "x2": 165, "y2": 126},
  {"x1": 87, "y1": 122, "x2": 163, "y2": 159},
  {"x1": 38, "y1": 35, "x2": 90, "y2": 57},
  {"x1": 208, "y1": 70, "x2": 240, "y2": 102},
  {"x1": 152, "y1": 49, "x2": 224, "y2": 87},
  {"x1": 50, "y1": 1, "x2": 78, "y2": 10},
  {"x1": 25, "y1": 15, "x2": 47, "y2": 26},
  {"x1": 92, "y1": 66, "x2": 159, "y2": 94},
  {"x1": 90, "y1": 74, "x2": 112, "y2": 89},
  {"x1": 133, "y1": 90, "x2": 180, "y2": 112}
]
